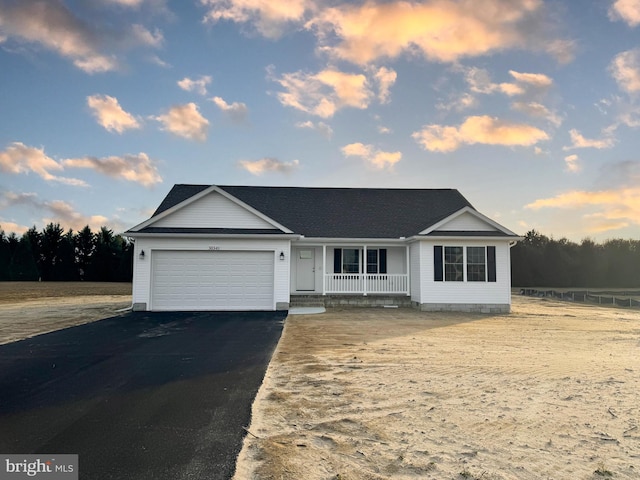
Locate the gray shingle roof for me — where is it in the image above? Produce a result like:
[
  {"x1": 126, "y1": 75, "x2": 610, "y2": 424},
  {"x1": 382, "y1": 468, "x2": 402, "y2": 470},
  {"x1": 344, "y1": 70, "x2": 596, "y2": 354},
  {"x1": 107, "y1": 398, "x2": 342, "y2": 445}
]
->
[{"x1": 149, "y1": 184, "x2": 482, "y2": 238}]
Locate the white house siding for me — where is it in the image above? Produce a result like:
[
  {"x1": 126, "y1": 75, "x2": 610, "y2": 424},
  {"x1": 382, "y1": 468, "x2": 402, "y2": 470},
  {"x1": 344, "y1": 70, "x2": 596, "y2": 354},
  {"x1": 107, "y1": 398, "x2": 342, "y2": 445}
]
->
[
  {"x1": 132, "y1": 237, "x2": 291, "y2": 311},
  {"x1": 152, "y1": 191, "x2": 277, "y2": 229},
  {"x1": 417, "y1": 239, "x2": 512, "y2": 313},
  {"x1": 434, "y1": 211, "x2": 498, "y2": 231},
  {"x1": 409, "y1": 242, "x2": 422, "y2": 303}
]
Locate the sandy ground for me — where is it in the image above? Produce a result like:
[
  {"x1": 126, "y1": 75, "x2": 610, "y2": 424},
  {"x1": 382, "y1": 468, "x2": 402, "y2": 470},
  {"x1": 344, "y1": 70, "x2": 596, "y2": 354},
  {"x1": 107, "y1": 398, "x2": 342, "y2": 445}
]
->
[
  {"x1": 0, "y1": 282, "x2": 132, "y2": 345},
  {"x1": 235, "y1": 297, "x2": 640, "y2": 480}
]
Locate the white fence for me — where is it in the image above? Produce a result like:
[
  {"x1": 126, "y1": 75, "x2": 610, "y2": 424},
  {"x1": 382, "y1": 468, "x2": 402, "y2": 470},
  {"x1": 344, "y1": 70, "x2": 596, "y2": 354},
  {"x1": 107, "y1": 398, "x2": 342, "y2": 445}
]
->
[{"x1": 325, "y1": 274, "x2": 408, "y2": 294}]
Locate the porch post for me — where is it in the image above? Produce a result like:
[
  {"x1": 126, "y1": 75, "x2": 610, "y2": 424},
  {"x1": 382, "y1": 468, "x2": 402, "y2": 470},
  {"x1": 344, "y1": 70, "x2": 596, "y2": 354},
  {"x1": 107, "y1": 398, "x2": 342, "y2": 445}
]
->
[
  {"x1": 405, "y1": 245, "x2": 410, "y2": 296},
  {"x1": 322, "y1": 244, "x2": 326, "y2": 295},
  {"x1": 363, "y1": 245, "x2": 367, "y2": 296}
]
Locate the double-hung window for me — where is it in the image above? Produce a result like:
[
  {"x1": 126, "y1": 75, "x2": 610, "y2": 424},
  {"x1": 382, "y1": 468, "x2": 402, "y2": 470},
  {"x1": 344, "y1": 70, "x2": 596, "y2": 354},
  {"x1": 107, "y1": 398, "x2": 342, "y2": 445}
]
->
[
  {"x1": 434, "y1": 245, "x2": 496, "y2": 282},
  {"x1": 466, "y1": 246, "x2": 486, "y2": 282},
  {"x1": 444, "y1": 246, "x2": 464, "y2": 282},
  {"x1": 334, "y1": 248, "x2": 388, "y2": 274}
]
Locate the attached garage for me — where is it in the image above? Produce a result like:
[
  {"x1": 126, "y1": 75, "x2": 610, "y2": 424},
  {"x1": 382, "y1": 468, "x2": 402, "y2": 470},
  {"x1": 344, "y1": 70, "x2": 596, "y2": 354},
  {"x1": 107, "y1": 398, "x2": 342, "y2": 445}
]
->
[{"x1": 151, "y1": 250, "x2": 275, "y2": 311}]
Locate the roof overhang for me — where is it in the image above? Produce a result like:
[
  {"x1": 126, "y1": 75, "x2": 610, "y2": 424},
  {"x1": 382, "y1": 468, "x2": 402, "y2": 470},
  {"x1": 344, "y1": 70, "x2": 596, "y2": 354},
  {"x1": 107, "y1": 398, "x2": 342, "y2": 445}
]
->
[
  {"x1": 419, "y1": 206, "x2": 519, "y2": 237},
  {"x1": 125, "y1": 231, "x2": 300, "y2": 240},
  {"x1": 293, "y1": 237, "x2": 409, "y2": 245},
  {"x1": 406, "y1": 234, "x2": 524, "y2": 242}
]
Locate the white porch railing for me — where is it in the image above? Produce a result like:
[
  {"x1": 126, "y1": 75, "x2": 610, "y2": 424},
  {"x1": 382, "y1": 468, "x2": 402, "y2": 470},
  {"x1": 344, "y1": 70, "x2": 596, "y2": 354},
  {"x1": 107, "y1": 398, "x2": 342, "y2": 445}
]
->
[{"x1": 324, "y1": 274, "x2": 408, "y2": 294}]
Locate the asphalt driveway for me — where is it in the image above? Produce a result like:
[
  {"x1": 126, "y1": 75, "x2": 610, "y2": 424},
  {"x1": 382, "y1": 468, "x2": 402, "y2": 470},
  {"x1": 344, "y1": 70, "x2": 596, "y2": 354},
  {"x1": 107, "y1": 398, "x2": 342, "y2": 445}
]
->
[{"x1": 0, "y1": 310, "x2": 286, "y2": 480}]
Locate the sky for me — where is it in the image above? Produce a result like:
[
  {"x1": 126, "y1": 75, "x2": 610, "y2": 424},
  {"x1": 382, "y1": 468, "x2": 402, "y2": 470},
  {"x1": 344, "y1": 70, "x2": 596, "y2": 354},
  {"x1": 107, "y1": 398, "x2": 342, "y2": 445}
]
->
[{"x1": 1, "y1": 0, "x2": 640, "y2": 242}]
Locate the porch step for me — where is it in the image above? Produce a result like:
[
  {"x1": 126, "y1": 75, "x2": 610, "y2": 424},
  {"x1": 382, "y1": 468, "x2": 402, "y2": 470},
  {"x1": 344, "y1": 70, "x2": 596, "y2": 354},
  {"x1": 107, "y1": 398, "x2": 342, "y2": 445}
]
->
[
  {"x1": 290, "y1": 294, "x2": 413, "y2": 308},
  {"x1": 289, "y1": 295, "x2": 326, "y2": 308}
]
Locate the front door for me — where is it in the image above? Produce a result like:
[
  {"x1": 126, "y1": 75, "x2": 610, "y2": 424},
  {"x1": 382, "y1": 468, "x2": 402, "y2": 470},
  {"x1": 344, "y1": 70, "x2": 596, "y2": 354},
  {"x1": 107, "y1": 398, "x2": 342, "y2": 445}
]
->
[{"x1": 295, "y1": 249, "x2": 315, "y2": 291}]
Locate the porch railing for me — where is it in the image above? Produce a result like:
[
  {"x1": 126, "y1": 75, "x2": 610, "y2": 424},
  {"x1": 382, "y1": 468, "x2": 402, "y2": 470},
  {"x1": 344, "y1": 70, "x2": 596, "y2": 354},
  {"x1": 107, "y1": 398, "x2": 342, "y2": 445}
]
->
[{"x1": 324, "y1": 274, "x2": 408, "y2": 294}]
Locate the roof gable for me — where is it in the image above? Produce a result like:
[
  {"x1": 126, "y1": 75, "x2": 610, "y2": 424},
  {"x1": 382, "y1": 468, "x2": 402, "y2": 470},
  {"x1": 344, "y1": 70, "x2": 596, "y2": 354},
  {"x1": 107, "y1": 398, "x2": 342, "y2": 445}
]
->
[
  {"x1": 128, "y1": 185, "x2": 291, "y2": 233},
  {"x1": 420, "y1": 206, "x2": 518, "y2": 237}
]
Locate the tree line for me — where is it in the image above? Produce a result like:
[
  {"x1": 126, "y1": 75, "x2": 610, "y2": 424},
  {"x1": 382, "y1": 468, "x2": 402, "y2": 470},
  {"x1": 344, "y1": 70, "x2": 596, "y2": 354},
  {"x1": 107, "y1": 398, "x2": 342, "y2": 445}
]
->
[
  {"x1": 1, "y1": 224, "x2": 638, "y2": 287},
  {"x1": 511, "y1": 230, "x2": 640, "y2": 288},
  {"x1": 0, "y1": 224, "x2": 133, "y2": 282}
]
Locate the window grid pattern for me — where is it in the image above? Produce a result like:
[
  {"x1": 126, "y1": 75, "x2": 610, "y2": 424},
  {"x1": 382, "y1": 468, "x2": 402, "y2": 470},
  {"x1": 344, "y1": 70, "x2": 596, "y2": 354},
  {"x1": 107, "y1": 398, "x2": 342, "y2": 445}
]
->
[
  {"x1": 444, "y1": 246, "x2": 464, "y2": 282},
  {"x1": 466, "y1": 247, "x2": 486, "y2": 282},
  {"x1": 367, "y1": 249, "x2": 379, "y2": 274},
  {"x1": 342, "y1": 248, "x2": 360, "y2": 273}
]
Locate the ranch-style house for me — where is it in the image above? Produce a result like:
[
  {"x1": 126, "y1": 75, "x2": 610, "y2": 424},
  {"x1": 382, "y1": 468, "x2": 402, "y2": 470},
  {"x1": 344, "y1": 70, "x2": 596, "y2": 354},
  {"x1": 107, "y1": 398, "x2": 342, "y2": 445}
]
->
[{"x1": 125, "y1": 185, "x2": 521, "y2": 313}]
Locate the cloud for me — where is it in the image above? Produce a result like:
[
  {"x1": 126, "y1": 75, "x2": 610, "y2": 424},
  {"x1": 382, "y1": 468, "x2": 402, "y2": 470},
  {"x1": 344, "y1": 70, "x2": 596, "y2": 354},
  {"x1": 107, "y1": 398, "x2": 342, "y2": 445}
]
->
[
  {"x1": 373, "y1": 66, "x2": 397, "y2": 103},
  {"x1": 0, "y1": 0, "x2": 163, "y2": 73},
  {"x1": 564, "y1": 154, "x2": 580, "y2": 173},
  {"x1": 63, "y1": 153, "x2": 162, "y2": 187},
  {"x1": 511, "y1": 101, "x2": 562, "y2": 126},
  {"x1": 238, "y1": 157, "x2": 300, "y2": 175},
  {"x1": 0, "y1": 0, "x2": 117, "y2": 73},
  {"x1": 200, "y1": 0, "x2": 311, "y2": 38},
  {"x1": 463, "y1": 67, "x2": 552, "y2": 97},
  {"x1": 341, "y1": 142, "x2": 402, "y2": 170},
  {"x1": 525, "y1": 186, "x2": 640, "y2": 233},
  {"x1": 105, "y1": 0, "x2": 145, "y2": 7},
  {"x1": 0, "y1": 142, "x2": 86, "y2": 186},
  {"x1": 609, "y1": 0, "x2": 640, "y2": 27},
  {"x1": 269, "y1": 66, "x2": 374, "y2": 118},
  {"x1": 210, "y1": 96, "x2": 249, "y2": 122},
  {"x1": 609, "y1": 49, "x2": 640, "y2": 93},
  {"x1": 412, "y1": 115, "x2": 549, "y2": 152},
  {"x1": 0, "y1": 190, "x2": 110, "y2": 232},
  {"x1": 437, "y1": 93, "x2": 478, "y2": 112},
  {"x1": 154, "y1": 103, "x2": 209, "y2": 141},
  {"x1": 87, "y1": 94, "x2": 141, "y2": 133},
  {"x1": 295, "y1": 120, "x2": 333, "y2": 138},
  {"x1": 377, "y1": 125, "x2": 391, "y2": 134},
  {"x1": 563, "y1": 129, "x2": 615, "y2": 150},
  {"x1": 130, "y1": 24, "x2": 164, "y2": 48},
  {"x1": 307, "y1": 0, "x2": 572, "y2": 65},
  {"x1": 177, "y1": 75, "x2": 212, "y2": 95},
  {"x1": 0, "y1": 220, "x2": 28, "y2": 236}
]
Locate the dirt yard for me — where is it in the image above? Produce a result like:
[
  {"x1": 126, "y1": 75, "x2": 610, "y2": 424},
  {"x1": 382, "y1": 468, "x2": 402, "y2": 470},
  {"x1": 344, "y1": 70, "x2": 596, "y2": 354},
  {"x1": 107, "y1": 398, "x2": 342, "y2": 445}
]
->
[
  {"x1": 0, "y1": 282, "x2": 132, "y2": 344},
  {"x1": 235, "y1": 297, "x2": 640, "y2": 480}
]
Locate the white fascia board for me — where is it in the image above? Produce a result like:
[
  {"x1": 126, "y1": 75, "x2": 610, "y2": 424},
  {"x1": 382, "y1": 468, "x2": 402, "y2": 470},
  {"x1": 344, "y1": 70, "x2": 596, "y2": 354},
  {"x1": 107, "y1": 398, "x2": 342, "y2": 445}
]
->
[
  {"x1": 409, "y1": 235, "x2": 523, "y2": 243},
  {"x1": 405, "y1": 234, "x2": 524, "y2": 243},
  {"x1": 126, "y1": 232, "x2": 300, "y2": 240},
  {"x1": 293, "y1": 237, "x2": 408, "y2": 245},
  {"x1": 419, "y1": 206, "x2": 519, "y2": 236},
  {"x1": 127, "y1": 185, "x2": 293, "y2": 233}
]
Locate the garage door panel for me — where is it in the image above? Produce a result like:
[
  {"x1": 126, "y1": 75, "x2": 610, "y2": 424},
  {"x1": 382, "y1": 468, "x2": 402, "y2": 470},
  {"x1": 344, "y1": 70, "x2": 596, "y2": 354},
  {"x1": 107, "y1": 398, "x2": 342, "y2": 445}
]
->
[{"x1": 151, "y1": 250, "x2": 275, "y2": 311}]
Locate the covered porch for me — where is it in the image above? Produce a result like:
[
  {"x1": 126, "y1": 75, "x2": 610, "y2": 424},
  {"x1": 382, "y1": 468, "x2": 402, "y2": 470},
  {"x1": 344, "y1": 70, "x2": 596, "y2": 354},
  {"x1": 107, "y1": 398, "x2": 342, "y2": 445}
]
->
[{"x1": 290, "y1": 243, "x2": 410, "y2": 296}]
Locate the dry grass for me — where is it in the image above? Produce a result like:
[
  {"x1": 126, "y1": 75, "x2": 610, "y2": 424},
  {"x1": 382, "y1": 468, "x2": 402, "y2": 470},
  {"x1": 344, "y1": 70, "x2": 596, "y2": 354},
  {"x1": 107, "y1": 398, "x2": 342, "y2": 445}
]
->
[
  {"x1": 0, "y1": 282, "x2": 131, "y2": 304},
  {"x1": 0, "y1": 282, "x2": 132, "y2": 344}
]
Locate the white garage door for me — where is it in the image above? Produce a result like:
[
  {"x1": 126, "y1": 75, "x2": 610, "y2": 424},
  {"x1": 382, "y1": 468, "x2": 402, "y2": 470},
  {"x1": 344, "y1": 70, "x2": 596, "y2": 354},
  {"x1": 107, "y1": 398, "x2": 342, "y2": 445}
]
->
[{"x1": 151, "y1": 250, "x2": 274, "y2": 311}]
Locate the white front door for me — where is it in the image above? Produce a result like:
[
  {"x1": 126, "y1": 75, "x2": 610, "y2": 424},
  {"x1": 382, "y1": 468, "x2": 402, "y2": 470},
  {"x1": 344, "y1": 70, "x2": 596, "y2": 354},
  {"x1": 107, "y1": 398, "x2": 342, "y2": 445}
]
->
[{"x1": 295, "y1": 249, "x2": 315, "y2": 291}]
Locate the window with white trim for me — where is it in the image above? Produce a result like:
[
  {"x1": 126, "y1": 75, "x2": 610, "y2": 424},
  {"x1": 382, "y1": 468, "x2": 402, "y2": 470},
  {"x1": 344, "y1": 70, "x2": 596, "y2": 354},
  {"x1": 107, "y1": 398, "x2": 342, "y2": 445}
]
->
[
  {"x1": 333, "y1": 248, "x2": 388, "y2": 274},
  {"x1": 466, "y1": 246, "x2": 486, "y2": 282},
  {"x1": 444, "y1": 246, "x2": 464, "y2": 282},
  {"x1": 434, "y1": 245, "x2": 497, "y2": 283}
]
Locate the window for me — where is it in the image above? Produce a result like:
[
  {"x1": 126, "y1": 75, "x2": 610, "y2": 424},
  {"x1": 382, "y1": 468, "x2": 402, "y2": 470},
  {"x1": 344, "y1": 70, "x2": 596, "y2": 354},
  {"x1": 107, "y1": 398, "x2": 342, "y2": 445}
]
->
[
  {"x1": 467, "y1": 247, "x2": 486, "y2": 281},
  {"x1": 434, "y1": 245, "x2": 497, "y2": 283},
  {"x1": 342, "y1": 248, "x2": 360, "y2": 273},
  {"x1": 366, "y1": 249, "x2": 387, "y2": 274},
  {"x1": 333, "y1": 248, "x2": 387, "y2": 274},
  {"x1": 444, "y1": 246, "x2": 464, "y2": 281}
]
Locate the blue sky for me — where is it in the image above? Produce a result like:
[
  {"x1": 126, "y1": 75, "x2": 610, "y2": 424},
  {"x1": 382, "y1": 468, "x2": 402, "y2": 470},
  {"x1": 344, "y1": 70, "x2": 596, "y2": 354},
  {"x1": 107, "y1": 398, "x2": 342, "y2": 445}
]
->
[{"x1": 1, "y1": 0, "x2": 639, "y2": 241}]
